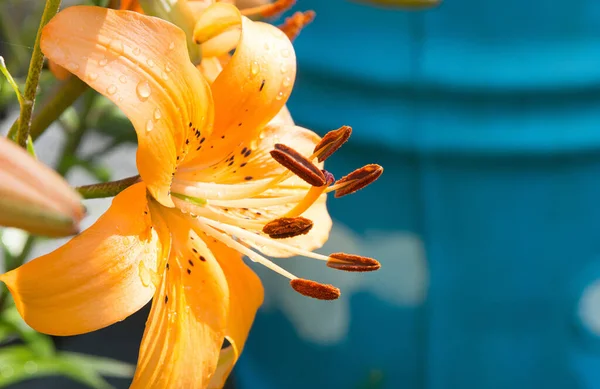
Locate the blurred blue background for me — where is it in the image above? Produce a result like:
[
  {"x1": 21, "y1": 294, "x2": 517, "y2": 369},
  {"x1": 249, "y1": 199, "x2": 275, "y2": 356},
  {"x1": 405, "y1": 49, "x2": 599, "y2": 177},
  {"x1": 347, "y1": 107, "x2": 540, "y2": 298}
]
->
[{"x1": 236, "y1": 0, "x2": 600, "y2": 388}]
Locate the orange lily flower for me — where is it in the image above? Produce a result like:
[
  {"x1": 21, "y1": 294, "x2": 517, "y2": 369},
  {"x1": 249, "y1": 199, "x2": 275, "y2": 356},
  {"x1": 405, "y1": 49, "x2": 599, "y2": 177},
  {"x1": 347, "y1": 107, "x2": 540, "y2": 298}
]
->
[{"x1": 0, "y1": 4, "x2": 381, "y2": 388}]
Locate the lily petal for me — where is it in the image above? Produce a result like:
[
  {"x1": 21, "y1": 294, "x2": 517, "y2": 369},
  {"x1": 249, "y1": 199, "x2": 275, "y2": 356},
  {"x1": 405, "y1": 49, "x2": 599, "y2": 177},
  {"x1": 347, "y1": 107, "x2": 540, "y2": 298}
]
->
[
  {"x1": 41, "y1": 6, "x2": 213, "y2": 206},
  {"x1": 206, "y1": 238, "x2": 263, "y2": 387},
  {"x1": 188, "y1": 2, "x2": 296, "y2": 166},
  {"x1": 131, "y1": 210, "x2": 229, "y2": 388},
  {"x1": 0, "y1": 183, "x2": 159, "y2": 336}
]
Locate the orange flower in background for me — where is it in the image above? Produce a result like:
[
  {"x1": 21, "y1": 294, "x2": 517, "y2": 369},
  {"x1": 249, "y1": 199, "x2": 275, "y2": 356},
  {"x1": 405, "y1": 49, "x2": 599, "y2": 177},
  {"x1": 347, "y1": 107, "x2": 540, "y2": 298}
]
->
[
  {"x1": 0, "y1": 137, "x2": 84, "y2": 237},
  {"x1": 0, "y1": 4, "x2": 381, "y2": 388}
]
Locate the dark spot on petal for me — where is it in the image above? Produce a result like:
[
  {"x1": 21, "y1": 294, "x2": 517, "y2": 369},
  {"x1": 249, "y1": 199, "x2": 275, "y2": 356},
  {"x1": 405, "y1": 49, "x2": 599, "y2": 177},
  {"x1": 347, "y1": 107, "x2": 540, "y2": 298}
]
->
[
  {"x1": 192, "y1": 248, "x2": 198, "y2": 253},
  {"x1": 244, "y1": 150, "x2": 252, "y2": 157},
  {"x1": 245, "y1": 176, "x2": 253, "y2": 180},
  {"x1": 240, "y1": 162, "x2": 247, "y2": 167},
  {"x1": 200, "y1": 256, "x2": 206, "y2": 262},
  {"x1": 165, "y1": 295, "x2": 168, "y2": 303},
  {"x1": 221, "y1": 135, "x2": 225, "y2": 139},
  {"x1": 200, "y1": 137, "x2": 206, "y2": 144},
  {"x1": 187, "y1": 268, "x2": 192, "y2": 275},
  {"x1": 166, "y1": 263, "x2": 170, "y2": 270},
  {"x1": 259, "y1": 79, "x2": 265, "y2": 91},
  {"x1": 185, "y1": 139, "x2": 190, "y2": 145},
  {"x1": 188, "y1": 122, "x2": 192, "y2": 127},
  {"x1": 238, "y1": 122, "x2": 242, "y2": 126},
  {"x1": 188, "y1": 259, "x2": 194, "y2": 266}
]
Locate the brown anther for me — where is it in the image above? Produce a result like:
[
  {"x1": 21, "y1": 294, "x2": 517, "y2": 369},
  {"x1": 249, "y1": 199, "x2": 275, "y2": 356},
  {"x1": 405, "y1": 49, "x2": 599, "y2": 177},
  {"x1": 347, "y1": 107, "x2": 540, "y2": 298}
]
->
[
  {"x1": 290, "y1": 279, "x2": 340, "y2": 300},
  {"x1": 327, "y1": 253, "x2": 381, "y2": 272},
  {"x1": 322, "y1": 170, "x2": 335, "y2": 185},
  {"x1": 334, "y1": 164, "x2": 383, "y2": 198},
  {"x1": 271, "y1": 143, "x2": 326, "y2": 186},
  {"x1": 314, "y1": 126, "x2": 352, "y2": 162},
  {"x1": 278, "y1": 10, "x2": 316, "y2": 41},
  {"x1": 263, "y1": 217, "x2": 313, "y2": 239}
]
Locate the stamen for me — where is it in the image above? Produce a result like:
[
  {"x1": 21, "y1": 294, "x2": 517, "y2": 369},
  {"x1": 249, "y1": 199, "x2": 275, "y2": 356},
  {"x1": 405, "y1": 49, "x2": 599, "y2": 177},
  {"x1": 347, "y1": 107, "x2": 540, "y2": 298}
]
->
[
  {"x1": 334, "y1": 164, "x2": 383, "y2": 198},
  {"x1": 241, "y1": 0, "x2": 296, "y2": 18},
  {"x1": 290, "y1": 279, "x2": 340, "y2": 300},
  {"x1": 327, "y1": 253, "x2": 381, "y2": 272},
  {"x1": 263, "y1": 217, "x2": 313, "y2": 239},
  {"x1": 270, "y1": 143, "x2": 326, "y2": 186},
  {"x1": 313, "y1": 126, "x2": 352, "y2": 162},
  {"x1": 192, "y1": 219, "x2": 299, "y2": 280},
  {"x1": 278, "y1": 11, "x2": 316, "y2": 41}
]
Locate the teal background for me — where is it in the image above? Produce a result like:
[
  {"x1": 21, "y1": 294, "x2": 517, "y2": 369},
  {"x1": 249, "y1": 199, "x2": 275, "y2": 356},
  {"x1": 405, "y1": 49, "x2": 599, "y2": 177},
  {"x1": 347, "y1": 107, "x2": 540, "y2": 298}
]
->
[{"x1": 236, "y1": 1, "x2": 600, "y2": 388}]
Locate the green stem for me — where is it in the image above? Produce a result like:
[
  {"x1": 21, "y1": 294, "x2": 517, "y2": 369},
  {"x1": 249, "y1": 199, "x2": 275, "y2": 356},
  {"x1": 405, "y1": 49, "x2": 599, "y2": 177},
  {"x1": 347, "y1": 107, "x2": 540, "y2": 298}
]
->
[
  {"x1": 75, "y1": 175, "x2": 141, "y2": 199},
  {"x1": 14, "y1": 0, "x2": 62, "y2": 147}
]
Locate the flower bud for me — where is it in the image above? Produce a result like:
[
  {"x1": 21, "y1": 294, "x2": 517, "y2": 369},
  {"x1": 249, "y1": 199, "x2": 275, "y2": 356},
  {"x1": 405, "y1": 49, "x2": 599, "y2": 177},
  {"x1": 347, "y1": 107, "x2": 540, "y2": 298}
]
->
[{"x1": 0, "y1": 138, "x2": 85, "y2": 237}]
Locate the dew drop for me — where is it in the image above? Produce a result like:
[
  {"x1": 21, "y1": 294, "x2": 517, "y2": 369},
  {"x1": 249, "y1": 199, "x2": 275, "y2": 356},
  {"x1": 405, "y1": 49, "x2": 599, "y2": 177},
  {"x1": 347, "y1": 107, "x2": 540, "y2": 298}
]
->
[
  {"x1": 118, "y1": 97, "x2": 124, "y2": 102},
  {"x1": 282, "y1": 76, "x2": 292, "y2": 87},
  {"x1": 168, "y1": 41, "x2": 175, "y2": 51},
  {"x1": 133, "y1": 47, "x2": 141, "y2": 55},
  {"x1": 275, "y1": 91, "x2": 284, "y2": 100},
  {"x1": 108, "y1": 39, "x2": 124, "y2": 55},
  {"x1": 66, "y1": 62, "x2": 79, "y2": 71},
  {"x1": 136, "y1": 80, "x2": 151, "y2": 101},
  {"x1": 89, "y1": 72, "x2": 98, "y2": 81},
  {"x1": 165, "y1": 63, "x2": 172, "y2": 72},
  {"x1": 281, "y1": 49, "x2": 290, "y2": 58},
  {"x1": 161, "y1": 71, "x2": 169, "y2": 80},
  {"x1": 119, "y1": 75, "x2": 127, "y2": 84},
  {"x1": 146, "y1": 59, "x2": 155, "y2": 68},
  {"x1": 153, "y1": 108, "x2": 162, "y2": 120},
  {"x1": 98, "y1": 57, "x2": 108, "y2": 66},
  {"x1": 250, "y1": 61, "x2": 260, "y2": 76},
  {"x1": 138, "y1": 261, "x2": 151, "y2": 287},
  {"x1": 146, "y1": 119, "x2": 154, "y2": 132},
  {"x1": 106, "y1": 84, "x2": 118, "y2": 95},
  {"x1": 264, "y1": 42, "x2": 271, "y2": 50}
]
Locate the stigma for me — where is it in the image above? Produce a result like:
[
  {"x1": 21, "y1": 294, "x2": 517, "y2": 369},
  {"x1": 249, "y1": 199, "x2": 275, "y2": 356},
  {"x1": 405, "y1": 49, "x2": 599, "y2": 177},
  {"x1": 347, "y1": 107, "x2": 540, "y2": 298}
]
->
[{"x1": 169, "y1": 126, "x2": 382, "y2": 300}]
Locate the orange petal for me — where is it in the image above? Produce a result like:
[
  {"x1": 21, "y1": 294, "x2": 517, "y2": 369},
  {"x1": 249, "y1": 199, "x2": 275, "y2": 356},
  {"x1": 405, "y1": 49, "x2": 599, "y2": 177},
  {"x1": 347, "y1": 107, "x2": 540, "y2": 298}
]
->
[
  {"x1": 206, "y1": 238, "x2": 263, "y2": 388},
  {"x1": 131, "y1": 209, "x2": 229, "y2": 388},
  {"x1": 48, "y1": 59, "x2": 70, "y2": 81},
  {"x1": 189, "y1": 2, "x2": 296, "y2": 166},
  {"x1": 0, "y1": 183, "x2": 160, "y2": 336},
  {"x1": 41, "y1": 6, "x2": 213, "y2": 207},
  {"x1": 120, "y1": 0, "x2": 144, "y2": 12}
]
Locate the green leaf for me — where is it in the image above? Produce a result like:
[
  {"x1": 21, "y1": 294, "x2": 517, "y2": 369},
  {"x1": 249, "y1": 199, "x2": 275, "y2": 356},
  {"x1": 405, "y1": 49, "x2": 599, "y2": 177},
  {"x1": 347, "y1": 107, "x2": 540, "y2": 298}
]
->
[
  {"x1": 25, "y1": 135, "x2": 36, "y2": 158},
  {"x1": 60, "y1": 352, "x2": 135, "y2": 378},
  {"x1": 0, "y1": 305, "x2": 55, "y2": 358}
]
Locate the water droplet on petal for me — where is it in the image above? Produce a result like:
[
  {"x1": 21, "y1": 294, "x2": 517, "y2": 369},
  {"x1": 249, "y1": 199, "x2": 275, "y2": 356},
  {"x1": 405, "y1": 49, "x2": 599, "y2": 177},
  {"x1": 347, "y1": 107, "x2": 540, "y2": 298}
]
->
[
  {"x1": 161, "y1": 71, "x2": 169, "y2": 81},
  {"x1": 136, "y1": 80, "x2": 151, "y2": 101},
  {"x1": 251, "y1": 61, "x2": 260, "y2": 76},
  {"x1": 106, "y1": 84, "x2": 118, "y2": 95},
  {"x1": 146, "y1": 59, "x2": 155, "y2": 68},
  {"x1": 109, "y1": 39, "x2": 124, "y2": 55},
  {"x1": 154, "y1": 108, "x2": 162, "y2": 120},
  {"x1": 138, "y1": 261, "x2": 151, "y2": 287},
  {"x1": 281, "y1": 49, "x2": 290, "y2": 58},
  {"x1": 133, "y1": 47, "x2": 141, "y2": 55},
  {"x1": 165, "y1": 63, "x2": 172, "y2": 72},
  {"x1": 119, "y1": 75, "x2": 127, "y2": 84},
  {"x1": 89, "y1": 72, "x2": 98, "y2": 81},
  {"x1": 146, "y1": 119, "x2": 154, "y2": 132},
  {"x1": 282, "y1": 76, "x2": 292, "y2": 87},
  {"x1": 275, "y1": 91, "x2": 284, "y2": 100},
  {"x1": 168, "y1": 41, "x2": 175, "y2": 51},
  {"x1": 98, "y1": 57, "x2": 108, "y2": 66}
]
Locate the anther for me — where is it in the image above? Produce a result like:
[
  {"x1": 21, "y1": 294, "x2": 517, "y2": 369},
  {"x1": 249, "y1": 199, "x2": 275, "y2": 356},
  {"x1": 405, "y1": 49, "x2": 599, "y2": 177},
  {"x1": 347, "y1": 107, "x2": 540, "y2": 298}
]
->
[
  {"x1": 271, "y1": 143, "x2": 326, "y2": 186},
  {"x1": 327, "y1": 253, "x2": 381, "y2": 272},
  {"x1": 290, "y1": 279, "x2": 340, "y2": 300},
  {"x1": 313, "y1": 126, "x2": 352, "y2": 162},
  {"x1": 334, "y1": 164, "x2": 383, "y2": 198},
  {"x1": 263, "y1": 217, "x2": 313, "y2": 239},
  {"x1": 241, "y1": 0, "x2": 296, "y2": 18},
  {"x1": 278, "y1": 11, "x2": 316, "y2": 41}
]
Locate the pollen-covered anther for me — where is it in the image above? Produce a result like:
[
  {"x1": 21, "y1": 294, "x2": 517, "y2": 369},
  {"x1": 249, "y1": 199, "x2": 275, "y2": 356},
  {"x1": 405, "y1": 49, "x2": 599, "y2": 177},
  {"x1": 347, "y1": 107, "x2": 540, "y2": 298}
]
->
[
  {"x1": 290, "y1": 279, "x2": 340, "y2": 300},
  {"x1": 327, "y1": 253, "x2": 381, "y2": 272},
  {"x1": 270, "y1": 143, "x2": 326, "y2": 186},
  {"x1": 313, "y1": 125, "x2": 352, "y2": 162},
  {"x1": 263, "y1": 217, "x2": 313, "y2": 239},
  {"x1": 334, "y1": 164, "x2": 383, "y2": 198},
  {"x1": 278, "y1": 10, "x2": 316, "y2": 41}
]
